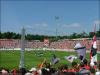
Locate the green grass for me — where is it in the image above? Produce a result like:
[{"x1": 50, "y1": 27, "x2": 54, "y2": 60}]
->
[{"x1": 0, "y1": 50, "x2": 100, "y2": 70}]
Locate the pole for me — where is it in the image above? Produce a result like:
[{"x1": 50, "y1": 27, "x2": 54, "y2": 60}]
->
[
  {"x1": 98, "y1": 23, "x2": 100, "y2": 50},
  {"x1": 53, "y1": 16, "x2": 59, "y2": 55},
  {"x1": 55, "y1": 16, "x2": 59, "y2": 40},
  {"x1": 19, "y1": 27, "x2": 25, "y2": 69}
]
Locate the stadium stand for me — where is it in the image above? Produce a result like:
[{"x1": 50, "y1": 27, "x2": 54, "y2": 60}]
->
[{"x1": 0, "y1": 39, "x2": 100, "y2": 51}]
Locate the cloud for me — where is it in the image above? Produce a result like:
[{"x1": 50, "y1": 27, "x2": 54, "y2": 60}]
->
[
  {"x1": 42, "y1": 23, "x2": 48, "y2": 27},
  {"x1": 35, "y1": 23, "x2": 48, "y2": 27},
  {"x1": 26, "y1": 25, "x2": 33, "y2": 29},
  {"x1": 94, "y1": 20, "x2": 100, "y2": 25},
  {"x1": 63, "y1": 23, "x2": 81, "y2": 28}
]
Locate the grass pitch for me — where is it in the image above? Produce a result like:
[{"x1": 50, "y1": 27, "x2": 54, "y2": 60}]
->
[{"x1": 0, "y1": 50, "x2": 100, "y2": 70}]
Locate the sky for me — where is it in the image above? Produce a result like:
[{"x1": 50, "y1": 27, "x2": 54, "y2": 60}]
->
[{"x1": 1, "y1": 0, "x2": 100, "y2": 36}]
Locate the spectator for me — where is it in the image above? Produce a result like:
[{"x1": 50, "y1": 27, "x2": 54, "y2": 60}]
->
[
  {"x1": 19, "y1": 68, "x2": 26, "y2": 75},
  {"x1": 25, "y1": 72, "x2": 32, "y2": 75},
  {"x1": 1, "y1": 69, "x2": 9, "y2": 75},
  {"x1": 90, "y1": 67, "x2": 95, "y2": 75},
  {"x1": 70, "y1": 61, "x2": 79, "y2": 72},
  {"x1": 78, "y1": 62, "x2": 90, "y2": 75},
  {"x1": 95, "y1": 61, "x2": 100, "y2": 75},
  {"x1": 83, "y1": 59, "x2": 90, "y2": 70},
  {"x1": 11, "y1": 68, "x2": 17, "y2": 75}
]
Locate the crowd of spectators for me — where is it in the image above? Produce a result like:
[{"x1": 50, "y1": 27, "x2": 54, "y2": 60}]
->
[
  {"x1": 0, "y1": 39, "x2": 100, "y2": 50},
  {"x1": 0, "y1": 59, "x2": 100, "y2": 75}
]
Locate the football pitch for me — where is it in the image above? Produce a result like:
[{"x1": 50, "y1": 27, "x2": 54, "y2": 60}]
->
[{"x1": 0, "y1": 50, "x2": 100, "y2": 70}]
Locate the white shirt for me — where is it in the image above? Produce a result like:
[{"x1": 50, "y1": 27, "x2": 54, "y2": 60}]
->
[{"x1": 95, "y1": 71, "x2": 100, "y2": 75}]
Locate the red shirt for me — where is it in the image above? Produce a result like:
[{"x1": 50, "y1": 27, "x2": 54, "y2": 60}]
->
[
  {"x1": 84, "y1": 65, "x2": 90, "y2": 70},
  {"x1": 68, "y1": 69, "x2": 76, "y2": 72},
  {"x1": 13, "y1": 69, "x2": 17, "y2": 75}
]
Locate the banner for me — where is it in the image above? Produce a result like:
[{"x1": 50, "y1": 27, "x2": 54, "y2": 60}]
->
[
  {"x1": 74, "y1": 43, "x2": 86, "y2": 61},
  {"x1": 90, "y1": 35, "x2": 97, "y2": 65}
]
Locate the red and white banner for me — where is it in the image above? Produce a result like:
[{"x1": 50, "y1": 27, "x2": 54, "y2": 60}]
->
[{"x1": 90, "y1": 35, "x2": 97, "y2": 66}]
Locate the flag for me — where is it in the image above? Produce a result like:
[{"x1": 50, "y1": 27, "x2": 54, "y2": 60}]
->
[
  {"x1": 44, "y1": 38, "x2": 49, "y2": 47},
  {"x1": 38, "y1": 58, "x2": 46, "y2": 69},
  {"x1": 90, "y1": 35, "x2": 97, "y2": 65},
  {"x1": 64, "y1": 55, "x2": 77, "y2": 63},
  {"x1": 51, "y1": 54, "x2": 60, "y2": 64},
  {"x1": 74, "y1": 43, "x2": 86, "y2": 61}
]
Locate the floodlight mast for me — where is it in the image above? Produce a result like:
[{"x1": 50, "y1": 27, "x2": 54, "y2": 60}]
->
[
  {"x1": 98, "y1": 22, "x2": 100, "y2": 50},
  {"x1": 19, "y1": 27, "x2": 25, "y2": 69},
  {"x1": 55, "y1": 16, "x2": 59, "y2": 40}
]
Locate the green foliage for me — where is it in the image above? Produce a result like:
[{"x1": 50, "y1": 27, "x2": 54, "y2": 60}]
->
[
  {"x1": 0, "y1": 30, "x2": 100, "y2": 40},
  {"x1": 1, "y1": 32, "x2": 21, "y2": 39},
  {"x1": 89, "y1": 32, "x2": 94, "y2": 38},
  {"x1": 96, "y1": 30, "x2": 100, "y2": 37},
  {"x1": 0, "y1": 32, "x2": 1, "y2": 39}
]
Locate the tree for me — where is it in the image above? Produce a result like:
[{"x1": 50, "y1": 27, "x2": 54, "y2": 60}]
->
[
  {"x1": 89, "y1": 32, "x2": 94, "y2": 38},
  {"x1": 25, "y1": 34, "x2": 34, "y2": 40},
  {"x1": 96, "y1": 30, "x2": 100, "y2": 37},
  {"x1": 0, "y1": 32, "x2": 1, "y2": 39},
  {"x1": 70, "y1": 33, "x2": 78, "y2": 39},
  {"x1": 13, "y1": 33, "x2": 21, "y2": 39}
]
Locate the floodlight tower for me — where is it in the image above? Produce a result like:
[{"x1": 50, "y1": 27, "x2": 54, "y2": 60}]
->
[
  {"x1": 19, "y1": 27, "x2": 25, "y2": 69},
  {"x1": 0, "y1": 24, "x2": 1, "y2": 39},
  {"x1": 55, "y1": 16, "x2": 59, "y2": 40},
  {"x1": 98, "y1": 22, "x2": 100, "y2": 50},
  {"x1": 99, "y1": 23, "x2": 100, "y2": 31}
]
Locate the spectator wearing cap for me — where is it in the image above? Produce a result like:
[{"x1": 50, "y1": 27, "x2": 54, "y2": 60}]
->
[
  {"x1": 25, "y1": 72, "x2": 32, "y2": 75},
  {"x1": 29, "y1": 67, "x2": 39, "y2": 75}
]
